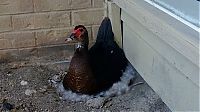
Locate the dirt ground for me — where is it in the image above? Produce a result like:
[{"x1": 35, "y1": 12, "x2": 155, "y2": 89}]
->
[{"x1": 0, "y1": 57, "x2": 171, "y2": 112}]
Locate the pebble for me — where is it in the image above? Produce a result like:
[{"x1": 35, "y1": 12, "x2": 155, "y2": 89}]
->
[
  {"x1": 6, "y1": 71, "x2": 12, "y2": 76},
  {"x1": 11, "y1": 63, "x2": 19, "y2": 69},
  {"x1": 38, "y1": 88, "x2": 46, "y2": 93},
  {"x1": 86, "y1": 97, "x2": 111, "y2": 109},
  {"x1": 52, "y1": 74, "x2": 62, "y2": 82},
  {"x1": 38, "y1": 86, "x2": 47, "y2": 93},
  {"x1": 2, "y1": 99, "x2": 14, "y2": 111},
  {"x1": 20, "y1": 80, "x2": 28, "y2": 86},
  {"x1": 25, "y1": 89, "x2": 36, "y2": 96}
]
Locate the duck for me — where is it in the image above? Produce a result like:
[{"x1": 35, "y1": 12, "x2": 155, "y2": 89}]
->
[
  {"x1": 63, "y1": 17, "x2": 128, "y2": 95},
  {"x1": 63, "y1": 25, "x2": 98, "y2": 94}
]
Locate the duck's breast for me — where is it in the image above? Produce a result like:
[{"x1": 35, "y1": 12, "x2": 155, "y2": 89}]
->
[{"x1": 63, "y1": 49, "x2": 97, "y2": 94}]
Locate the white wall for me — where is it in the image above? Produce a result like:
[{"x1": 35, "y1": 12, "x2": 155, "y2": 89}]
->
[
  {"x1": 113, "y1": 0, "x2": 199, "y2": 111},
  {"x1": 149, "y1": 0, "x2": 199, "y2": 27}
]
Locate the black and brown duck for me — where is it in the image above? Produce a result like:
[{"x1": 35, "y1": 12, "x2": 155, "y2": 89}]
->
[{"x1": 63, "y1": 17, "x2": 128, "y2": 95}]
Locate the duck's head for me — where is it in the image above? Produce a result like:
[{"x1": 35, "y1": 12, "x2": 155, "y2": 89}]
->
[{"x1": 66, "y1": 25, "x2": 89, "y2": 46}]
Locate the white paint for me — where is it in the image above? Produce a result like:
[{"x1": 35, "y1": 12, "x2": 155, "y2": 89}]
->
[
  {"x1": 114, "y1": 0, "x2": 199, "y2": 85},
  {"x1": 112, "y1": 0, "x2": 199, "y2": 111},
  {"x1": 144, "y1": 0, "x2": 199, "y2": 32},
  {"x1": 121, "y1": 10, "x2": 199, "y2": 87},
  {"x1": 123, "y1": 22, "x2": 199, "y2": 111},
  {"x1": 50, "y1": 63, "x2": 137, "y2": 102}
]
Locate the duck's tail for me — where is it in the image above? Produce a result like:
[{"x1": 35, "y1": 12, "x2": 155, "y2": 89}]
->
[{"x1": 96, "y1": 17, "x2": 114, "y2": 42}]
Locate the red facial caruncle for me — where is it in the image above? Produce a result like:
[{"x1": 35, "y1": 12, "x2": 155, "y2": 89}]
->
[{"x1": 73, "y1": 28, "x2": 84, "y2": 39}]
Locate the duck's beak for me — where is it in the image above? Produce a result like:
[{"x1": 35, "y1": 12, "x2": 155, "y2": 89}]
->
[{"x1": 65, "y1": 33, "x2": 75, "y2": 42}]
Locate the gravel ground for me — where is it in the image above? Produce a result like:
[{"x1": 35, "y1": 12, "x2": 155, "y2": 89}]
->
[{"x1": 0, "y1": 59, "x2": 171, "y2": 112}]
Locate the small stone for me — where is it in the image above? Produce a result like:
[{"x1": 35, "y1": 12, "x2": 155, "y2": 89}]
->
[
  {"x1": 11, "y1": 63, "x2": 19, "y2": 69},
  {"x1": 38, "y1": 86, "x2": 47, "y2": 93},
  {"x1": 104, "y1": 101, "x2": 113, "y2": 108},
  {"x1": 20, "y1": 80, "x2": 28, "y2": 86},
  {"x1": 52, "y1": 74, "x2": 62, "y2": 82},
  {"x1": 86, "y1": 97, "x2": 111, "y2": 108},
  {"x1": 38, "y1": 88, "x2": 47, "y2": 93},
  {"x1": 25, "y1": 89, "x2": 36, "y2": 96},
  {"x1": 6, "y1": 73, "x2": 12, "y2": 76},
  {"x1": 2, "y1": 99, "x2": 14, "y2": 111},
  {"x1": 6, "y1": 71, "x2": 12, "y2": 76}
]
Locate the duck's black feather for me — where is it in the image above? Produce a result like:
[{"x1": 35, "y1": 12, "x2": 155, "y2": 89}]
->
[{"x1": 89, "y1": 17, "x2": 128, "y2": 91}]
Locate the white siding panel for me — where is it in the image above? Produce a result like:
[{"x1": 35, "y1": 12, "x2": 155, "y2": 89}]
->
[
  {"x1": 123, "y1": 22, "x2": 199, "y2": 111},
  {"x1": 122, "y1": 11, "x2": 199, "y2": 87},
  {"x1": 114, "y1": 0, "x2": 200, "y2": 111}
]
